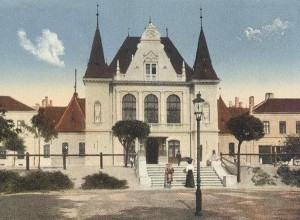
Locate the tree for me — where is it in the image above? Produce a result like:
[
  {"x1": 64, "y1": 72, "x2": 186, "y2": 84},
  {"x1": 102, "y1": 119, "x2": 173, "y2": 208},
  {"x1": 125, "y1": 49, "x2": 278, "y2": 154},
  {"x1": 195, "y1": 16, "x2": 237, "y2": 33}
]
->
[
  {"x1": 0, "y1": 110, "x2": 26, "y2": 165},
  {"x1": 112, "y1": 120, "x2": 150, "y2": 167},
  {"x1": 281, "y1": 134, "x2": 300, "y2": 162},
  {"x1": 23, "y1": 108, "x2": 57, "y2": 169},
  {"x1": 227, "y1": 114, "x2": 264, "y2": 182}
]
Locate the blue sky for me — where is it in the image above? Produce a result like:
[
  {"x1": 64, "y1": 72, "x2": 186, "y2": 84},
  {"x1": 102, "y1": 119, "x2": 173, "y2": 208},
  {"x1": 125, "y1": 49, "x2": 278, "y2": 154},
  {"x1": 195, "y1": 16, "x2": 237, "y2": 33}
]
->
[{"x1": 1, "y1": 0, "x2": 299, "y2": 107}]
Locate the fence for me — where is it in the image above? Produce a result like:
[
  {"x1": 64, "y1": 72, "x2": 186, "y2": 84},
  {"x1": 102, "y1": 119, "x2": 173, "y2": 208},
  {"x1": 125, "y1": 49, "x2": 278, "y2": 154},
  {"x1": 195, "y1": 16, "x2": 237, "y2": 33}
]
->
[
  {"x1": 220, "y1": 152, "x2": 300, "y2": 174},
  {"x1": 0, "y1": 153, "x2": 137, "y2": 170}
]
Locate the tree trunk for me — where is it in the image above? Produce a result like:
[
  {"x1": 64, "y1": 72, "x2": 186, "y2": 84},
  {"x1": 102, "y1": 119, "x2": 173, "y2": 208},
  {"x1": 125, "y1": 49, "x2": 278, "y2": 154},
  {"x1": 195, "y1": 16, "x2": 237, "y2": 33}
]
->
[
  {"x1": 237, "y1": 141, "x2": 242, "y2": 183},
  {"x1": 124, "y1": 142, "x2": 128, "y2": 167},
  {"x1": 38, "y1": 136, "x2": 41, "y2": 169}
]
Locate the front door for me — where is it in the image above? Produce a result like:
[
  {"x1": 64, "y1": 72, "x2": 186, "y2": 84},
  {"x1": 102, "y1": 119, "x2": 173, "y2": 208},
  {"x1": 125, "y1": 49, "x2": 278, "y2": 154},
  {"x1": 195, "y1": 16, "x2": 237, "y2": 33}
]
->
[
  {"x1": 146, "y1": 138, "x2": 159, "y2": 164},
  {"x1": 168, "y1": 140, "x2": 180, "y2": 164}
]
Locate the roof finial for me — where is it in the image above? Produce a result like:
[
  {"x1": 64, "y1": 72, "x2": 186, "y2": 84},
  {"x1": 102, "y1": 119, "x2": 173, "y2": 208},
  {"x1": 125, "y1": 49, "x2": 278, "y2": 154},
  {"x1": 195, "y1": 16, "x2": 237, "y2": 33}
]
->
[
  {"x1": 149, "y1": 16, "x2": 151, "y2": 24},
  {"x1": 166, "y1": 27, "x2": 168, "y2": 37},
  {"x1": 200, "y1": 7, "x2": 203, "y2": 29},
  {"x1": 96, "y1": 4, "x2": 99, "y2": 26},
  {"x1": 74, "y1": 69, "x2": 77, "y2": 94}
]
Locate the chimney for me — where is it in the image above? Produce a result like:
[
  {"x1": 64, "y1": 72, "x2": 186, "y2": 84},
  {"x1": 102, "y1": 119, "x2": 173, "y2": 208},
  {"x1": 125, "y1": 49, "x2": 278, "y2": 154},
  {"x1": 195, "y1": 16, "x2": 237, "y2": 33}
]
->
[
  {"x1": 45, "y1": 96, "x2": 48, "y2": 106},
  {"x1": 239, "y1": 102, "x2": 243, "y2": 108},
  {"x1": 235, "y1": 97, "x2": 239, "y2": 108},
  {"x1": 265, "y1": 93, "x2": 274, "y2": 100},
  {"x1": 229, "y1": 101, "x2": 233, "y2": 107},
  {"x1": 42, "y1": 99, "x2": 46, "y2": 107},
  {"x1": 35, "y1": 103, "x2": 40, "y2": 111},
  {"x1": 50, "y1": 100, "x2": 53, "y2": 107},
  {"x1": 249, "y1": 96, "x2": 254, "y2": 108}
]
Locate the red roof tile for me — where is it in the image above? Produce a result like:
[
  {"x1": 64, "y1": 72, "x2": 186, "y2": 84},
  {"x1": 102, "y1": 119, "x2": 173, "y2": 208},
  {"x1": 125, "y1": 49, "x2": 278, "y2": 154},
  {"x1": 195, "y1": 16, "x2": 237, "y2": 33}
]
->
[
  {"x1": 55, "y1": 93, "x2": 85, "y2": 132},
  {"x1": 0, "y1": 96, "x2": 34, "y2": 111},
  {"x1": 254, "y1": 99, "x2": 300, "y2": 113},
  {"x1": 218, "y1": 96, "x2": 249, "y2": 134}
]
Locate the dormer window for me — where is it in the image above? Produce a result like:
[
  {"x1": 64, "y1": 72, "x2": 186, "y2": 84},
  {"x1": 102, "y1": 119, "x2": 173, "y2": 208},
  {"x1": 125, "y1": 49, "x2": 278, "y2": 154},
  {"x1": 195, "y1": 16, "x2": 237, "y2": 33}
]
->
[{"x1": 145, "y1": 63, "x2": 157, "y2": 80}]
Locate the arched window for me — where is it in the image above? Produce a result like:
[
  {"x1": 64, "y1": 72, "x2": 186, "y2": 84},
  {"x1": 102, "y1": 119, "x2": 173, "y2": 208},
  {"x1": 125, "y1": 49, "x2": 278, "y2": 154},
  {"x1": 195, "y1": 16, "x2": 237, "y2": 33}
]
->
[
  {"x1": 167, "y1": 95, "x2": 180, "y2": 123},
  {"x1": 94, "y1": 101, "x2": 101, "y2": 123},
  {"x1": 144, "y1": 94, "x2": 158, "y2": 123},
  {"x1": 122, "y1": 94, "x2": 136, "y2": 120},
  {"x1": 202, "y1": 102, "x2": 210, "y2": 123}
]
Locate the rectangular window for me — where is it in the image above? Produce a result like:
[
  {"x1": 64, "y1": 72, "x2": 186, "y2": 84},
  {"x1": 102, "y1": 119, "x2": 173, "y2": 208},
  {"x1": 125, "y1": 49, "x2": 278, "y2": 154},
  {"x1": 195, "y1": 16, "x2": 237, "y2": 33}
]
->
[
  {"x1": 17, "y1": 151, "x2": 25, "y2": 159},
  {"x1": 296, "y1": 121, "x2": 300, "y2": 134},
  {"x1": 279, "y1": 121, "x2": 286, "y2": 134},
  {"x1": 44, "y1": 144, "x2": 50, "y2": 158},
  {"x1": 0, "y1": 147, "x2": 6, "y2": 159},
  {"x1": 263, "y1": 121, "x2": 270, "y2": 134},
  {"x1": 152, "y1": 64, "x2": 156, "y2": 75},
  {"x1": 79, "y1": 142, "x2": 85, "y2": 157},
  {"x1": 62, "y1": 142, "x2": 68, "y2": 155},
  {"x1": 146, "y1": 64, "x2": 151, "y2": 75},
  {"x1": 229, "y1": 143, "x2": 235, "y2": 156}
]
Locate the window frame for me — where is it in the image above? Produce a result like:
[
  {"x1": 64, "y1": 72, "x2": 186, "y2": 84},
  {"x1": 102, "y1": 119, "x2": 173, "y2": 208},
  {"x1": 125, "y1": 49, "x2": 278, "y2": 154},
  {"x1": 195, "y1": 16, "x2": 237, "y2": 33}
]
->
[
  {"x1": 279, "y1": 121, "x2": 286, "y2": 134},
  {"x1": 144, "y1": 94, "x2": 159, "y2": 123},
  {"x1": 263, "y1": 121, "x2": 270, "y2": 134},
  {"x1": 296, "y1": 121, "x2": 300, "y2": 134},
  {"x1": 44, "y1": 144, "x2": 50, "y2": 158},
  {"x1": 167, "y1": 94, "x2": 181, "y2": 123},
  {"x1": 122, "y1": 94, "x2": 136, "y2": 120},
  {"x1": 79, "y1": 142, "x2": 85, "y2": 157}
]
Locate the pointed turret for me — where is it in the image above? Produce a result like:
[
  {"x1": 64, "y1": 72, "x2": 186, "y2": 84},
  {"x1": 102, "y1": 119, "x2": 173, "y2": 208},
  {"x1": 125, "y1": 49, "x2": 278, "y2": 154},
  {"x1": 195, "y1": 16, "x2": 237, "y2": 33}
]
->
[
  {"x1": 84, "y1": 5, "x2": 109, "y2": 78},
  {"x1": 192, "y1": 9, "x2": 219, "y2": 80}
]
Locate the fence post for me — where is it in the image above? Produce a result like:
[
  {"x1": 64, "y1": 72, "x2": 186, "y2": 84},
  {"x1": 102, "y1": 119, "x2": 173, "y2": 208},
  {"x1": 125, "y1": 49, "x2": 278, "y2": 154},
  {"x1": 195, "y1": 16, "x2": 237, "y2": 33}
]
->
[
  {"x1": 100, "y1": 152, "x2": 103, "y2": 169},
  {"x1": 63, "y1": 152, "x2": 66, "y2": 170},
  {"x1": 26, "y1": 152, "x2": 30, "y2": 170}
]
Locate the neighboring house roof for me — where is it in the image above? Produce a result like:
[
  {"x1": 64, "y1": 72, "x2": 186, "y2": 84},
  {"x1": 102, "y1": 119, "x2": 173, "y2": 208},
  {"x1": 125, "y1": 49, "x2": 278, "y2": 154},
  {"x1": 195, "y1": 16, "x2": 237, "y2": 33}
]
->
[
  {"x1": 41, "y1": 93, "x2": 85, "y2": 132},
  {"x1": 218, "y1": 96, "x2": 249, "y2": 134},
  {"x1": 253, "y1": 98, "x2": 300, "y2": 114},
  {"x1": 191, "y1": 28, "x2": 219, "y2": 80},
  {"x1": 55, "y1": 93, "x2": 85, "y2": 132},
  {"x1": 0, "y1": 96, "x2": 34, "y2": 111}
]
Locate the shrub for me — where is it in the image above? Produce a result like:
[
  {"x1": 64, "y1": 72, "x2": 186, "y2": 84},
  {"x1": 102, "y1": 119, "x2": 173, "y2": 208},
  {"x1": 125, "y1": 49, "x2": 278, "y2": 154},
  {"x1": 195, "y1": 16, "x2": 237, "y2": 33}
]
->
[
  {"x1": 277, "y1": 166, "x2": 300, "y2": 187},
  {"x1": 81, "y1": 172, "x2": 128, "y2": 189},
  {"x1": 0, "y1": 170, "x2": 73, "y2": 193},
  {"x1": 251, "y1": 168, "x2": 276, "y2": 186}
]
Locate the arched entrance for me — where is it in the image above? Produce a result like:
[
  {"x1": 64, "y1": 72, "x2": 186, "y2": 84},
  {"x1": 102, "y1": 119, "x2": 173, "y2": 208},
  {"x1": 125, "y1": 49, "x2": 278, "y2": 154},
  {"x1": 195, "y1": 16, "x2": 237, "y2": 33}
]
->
[{"x1": 146, "y1": 138, "x2": 159, "y2": 164}]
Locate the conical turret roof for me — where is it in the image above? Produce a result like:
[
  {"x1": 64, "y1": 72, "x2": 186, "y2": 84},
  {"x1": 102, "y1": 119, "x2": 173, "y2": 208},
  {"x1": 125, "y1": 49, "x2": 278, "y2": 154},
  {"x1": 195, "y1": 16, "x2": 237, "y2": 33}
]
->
[
  {"x1": 84, "y1": 24, "x2": 110, "y2": 78},
  {"x1": 192, "y1": 27, "x2": 219, "y2": 80}
]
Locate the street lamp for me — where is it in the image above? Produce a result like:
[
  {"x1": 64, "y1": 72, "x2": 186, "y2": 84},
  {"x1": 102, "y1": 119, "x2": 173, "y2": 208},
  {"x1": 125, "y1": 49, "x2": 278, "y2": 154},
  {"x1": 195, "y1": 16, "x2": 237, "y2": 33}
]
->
[{"x1": 193, "y1": 92, "x2": 205, "y2": 216}]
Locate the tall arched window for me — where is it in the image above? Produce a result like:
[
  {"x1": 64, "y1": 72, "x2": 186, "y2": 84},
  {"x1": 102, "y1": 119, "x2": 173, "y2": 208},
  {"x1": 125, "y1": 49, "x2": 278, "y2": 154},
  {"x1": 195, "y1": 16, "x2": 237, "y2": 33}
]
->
[
  {"x1": 122, "y1": 94, "x2": 136, "y2": 120},
  {"x1": 167, "y1": 94, "x2": 181, "y2": 123},
  {"x1": 144, "y1": 94, "x2": 158, "y2": 123}
]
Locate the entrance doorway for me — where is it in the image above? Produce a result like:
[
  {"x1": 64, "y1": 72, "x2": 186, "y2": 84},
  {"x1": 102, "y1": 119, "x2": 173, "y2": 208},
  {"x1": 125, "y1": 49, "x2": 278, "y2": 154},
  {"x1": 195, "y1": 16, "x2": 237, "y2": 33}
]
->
[
  {"x1": 168, "y1": 140, "x2": 180, "y2": 164},
  {"x1": 146, "y1": 138, "x2": 159, "y2": 164}
]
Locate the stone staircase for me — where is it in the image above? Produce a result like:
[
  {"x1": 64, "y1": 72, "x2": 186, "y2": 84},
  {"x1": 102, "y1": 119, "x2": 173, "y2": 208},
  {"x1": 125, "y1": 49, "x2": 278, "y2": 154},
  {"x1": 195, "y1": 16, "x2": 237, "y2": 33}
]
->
[{"x1": 147, "y1": 164, "x2": 224, "y2": 188}]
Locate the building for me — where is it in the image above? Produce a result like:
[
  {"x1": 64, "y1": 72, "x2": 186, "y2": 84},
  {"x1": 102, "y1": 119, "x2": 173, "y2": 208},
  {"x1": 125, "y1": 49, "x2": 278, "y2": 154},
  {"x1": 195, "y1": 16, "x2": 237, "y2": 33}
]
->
[
  {"x1": 82, "y1": 14, "x2": 220, "y2": 166},
  {"x1": 0, "y1": 96, "x2": 36, "y2": 167},
  {"x1": 218, "y1": 93, "x2": 300, "y2": 166}
]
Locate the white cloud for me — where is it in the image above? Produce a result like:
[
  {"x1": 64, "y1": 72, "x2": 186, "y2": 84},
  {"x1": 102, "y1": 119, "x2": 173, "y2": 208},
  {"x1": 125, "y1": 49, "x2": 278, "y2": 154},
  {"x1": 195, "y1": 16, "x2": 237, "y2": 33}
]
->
[
  {"x1": 18, "y1": 29, "x2": 65, "y2": 67},
  {"x1": 243, "y1": 18, "x2": 292, "y2": 41}
]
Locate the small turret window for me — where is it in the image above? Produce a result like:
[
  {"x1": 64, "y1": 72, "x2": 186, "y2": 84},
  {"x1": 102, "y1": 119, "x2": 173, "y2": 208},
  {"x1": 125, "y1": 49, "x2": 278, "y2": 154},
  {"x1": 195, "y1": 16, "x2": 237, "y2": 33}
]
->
[{"x1": 94, "y1": 101, "x2": 101, "y2": 123}]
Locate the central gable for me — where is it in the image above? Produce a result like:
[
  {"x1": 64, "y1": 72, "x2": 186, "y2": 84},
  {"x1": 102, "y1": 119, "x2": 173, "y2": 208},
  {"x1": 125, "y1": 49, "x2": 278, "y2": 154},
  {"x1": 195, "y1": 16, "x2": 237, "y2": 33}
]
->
[{"x1": 114, "y1": 23, "x2": 186, "y2": 82}]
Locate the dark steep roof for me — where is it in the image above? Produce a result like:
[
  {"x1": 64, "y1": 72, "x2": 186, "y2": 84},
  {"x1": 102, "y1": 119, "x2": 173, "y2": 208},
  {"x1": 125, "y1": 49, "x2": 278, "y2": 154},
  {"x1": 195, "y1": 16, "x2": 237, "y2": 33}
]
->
[
  {"x1": 84, "y1": 25, "x2": 109, "y2": 78},
  {"x1": 108, "y1": 36, "x2": 193, "y2": 77},
  {"x1": 0, "y1": 96, "x2": 34, "y2": 111},
  {"x1": 191, "y1": 28, "x2": 219, "y2": 80},
  {"x1": 254, "y1": 99, "x2": 300, "y2": 113}
]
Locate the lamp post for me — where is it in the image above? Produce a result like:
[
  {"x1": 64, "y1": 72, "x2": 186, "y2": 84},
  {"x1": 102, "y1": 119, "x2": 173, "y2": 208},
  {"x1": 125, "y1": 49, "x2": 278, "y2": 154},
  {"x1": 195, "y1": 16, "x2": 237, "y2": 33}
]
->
[{"x1": 193, "y1": 92, "x2": 205, "y2": 216}]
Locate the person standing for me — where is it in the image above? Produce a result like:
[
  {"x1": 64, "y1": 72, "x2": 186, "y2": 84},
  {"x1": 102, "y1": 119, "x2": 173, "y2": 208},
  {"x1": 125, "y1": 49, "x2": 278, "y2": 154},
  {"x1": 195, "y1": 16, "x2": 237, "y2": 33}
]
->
[
  {"x1": 165, "y1": 163, "x2": 174, "y2": 188},
  {"x1": 176, "y1": 150, "x2": 181, "y2": 166},
  {"x1": 185, "y1": 159, "x2": 195, "y2": 188}
]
